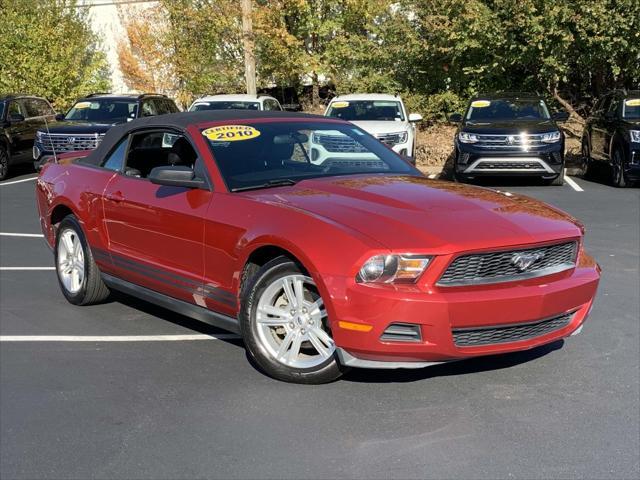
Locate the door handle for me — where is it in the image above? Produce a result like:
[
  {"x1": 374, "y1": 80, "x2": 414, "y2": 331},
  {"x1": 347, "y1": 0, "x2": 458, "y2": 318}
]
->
[{"x1": 106, "y1": 191, "x2": 124, "y2": 202}]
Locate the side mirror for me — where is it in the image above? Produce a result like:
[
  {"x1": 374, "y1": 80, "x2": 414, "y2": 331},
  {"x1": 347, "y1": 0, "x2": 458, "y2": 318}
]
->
[
  {"x1": 54, "y1": 113, "x2": 65, "y2": 121},
  {"x1": 9, "y1": 113, "x2": 25, "y2": 123},
  {"x1": 148, "y1": 166, "x2": 207, "y2": 189},
  {"x1": 448, "y1": 113, "x2": 463, "y2": 123},
  {"x1": 552, "y1": 111, "x2": 570, "y2": 122},
  {"x1": 408, "y1": 113, "x2": 423, "y2": 122}
]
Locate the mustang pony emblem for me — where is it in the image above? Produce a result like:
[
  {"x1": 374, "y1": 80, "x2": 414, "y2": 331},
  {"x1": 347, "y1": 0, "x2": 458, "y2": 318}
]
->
[{"x1": 511, "y1": 251, "x2": 545, "y2": 271}]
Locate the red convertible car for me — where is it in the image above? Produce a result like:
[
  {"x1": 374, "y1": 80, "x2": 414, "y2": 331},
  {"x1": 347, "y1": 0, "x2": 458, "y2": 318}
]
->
[{"x1": 36, "y1": 111, "x2": 600, "y2": 383}]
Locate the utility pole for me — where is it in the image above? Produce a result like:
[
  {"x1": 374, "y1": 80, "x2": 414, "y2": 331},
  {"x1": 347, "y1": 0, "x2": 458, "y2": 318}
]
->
[{"x1": 241, "y1": 0, "x2": 257, "y2": 95}]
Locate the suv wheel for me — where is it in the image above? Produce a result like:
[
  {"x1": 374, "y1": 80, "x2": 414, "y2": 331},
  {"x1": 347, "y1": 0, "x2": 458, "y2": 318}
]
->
[
  {"x1": 55, "y1": 215, "x2": 110, "y2": 305},
  {"x1": 0, "y1": 144, "x2": 9, "y2": 181},
  {"x1": 612, "y1": 148, "x2": 629, "y2": 188},
  {"x1": 240, "y1": 257, "x2": 344, "y2": 384}
]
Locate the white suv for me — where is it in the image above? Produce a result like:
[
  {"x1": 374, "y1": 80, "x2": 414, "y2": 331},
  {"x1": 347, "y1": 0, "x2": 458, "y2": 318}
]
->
[
  {"x1": 188, "y1": 94, "x2": 282, "y2": 112},
  {"x1": 319, "y1": 94, "x2": 422, "y2": 164}
]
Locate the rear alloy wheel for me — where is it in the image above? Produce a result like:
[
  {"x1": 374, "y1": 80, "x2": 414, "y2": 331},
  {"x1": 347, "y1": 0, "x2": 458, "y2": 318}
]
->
[
  {"x1": 611, "y1": 148, "x2": 629, "y2": 188},
  {"x1": 0, "y1": 144, "x2": 9, "y2": 181},
  {"x1": 240, "y1": 257, "x2": 344, "y2": 383},
  {"x1": 55, "y1": 215, "x2": 110, "y2": 305}
]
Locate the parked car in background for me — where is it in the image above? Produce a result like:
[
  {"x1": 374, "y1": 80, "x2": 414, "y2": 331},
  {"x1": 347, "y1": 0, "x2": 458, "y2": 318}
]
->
[
  {"x1": 0, "y1": 94, "x2": 56, "y2": 180},
  {"x1": 323, "y1": 94, "x2": 422, "y2": 160},
  {"x1": 449, "y1": 93, "x2": 569, "y2": 185},
  {"x1": 33, "y1": 93, "x2": 179, "y2": 169},
  {"x1": 581, "y1": 89, "x2": 640, "y2": 187},
  {"x1": 259, "y1": 86, "x2": 302, "y2": 111},
  {"x1": 188, "y1": 94, "x2": 282, "y2": 112},
  {"x1": 36, "y1": 110, "x2": 599, "y2": 384}
]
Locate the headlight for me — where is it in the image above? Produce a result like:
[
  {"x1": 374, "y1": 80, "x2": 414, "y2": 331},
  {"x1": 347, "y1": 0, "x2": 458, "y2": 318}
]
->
[
  {"x1": 35, "y1": 130, "x2": 44, "y2": 142},
  {"x1": 357, "y1": 254, "x2": 432, "y2": 283},
  {"x1": 396, "y1": 131, "x2": 408, "y2": 144},
  {"x1": 541, "y1": 131, "x2": 561, "y2": 143},
  {"x1": 458, "y1": 132, "x2": 479, "y2": 144},
  {"x1": 630, "y1": 130, "x2": 640, "y2": 143}
]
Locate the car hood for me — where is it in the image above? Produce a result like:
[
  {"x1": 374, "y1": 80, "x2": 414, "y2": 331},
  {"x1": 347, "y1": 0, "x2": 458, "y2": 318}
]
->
[
  {"x1": 350, "y1": 120, "x2": 410, "y2": 135},
  {"x1": 37, "y1": 121, "x2": 119, "y2": 135},
  {"x1": 462, "y1": 119, "x2": 558, "y2": 135},
  {"x1": 241, "y1": 175, "x2": 582, "y2": 252}
]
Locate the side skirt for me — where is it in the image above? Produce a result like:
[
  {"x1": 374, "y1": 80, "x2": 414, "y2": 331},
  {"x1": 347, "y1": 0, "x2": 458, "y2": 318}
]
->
[{"x1": 102, "y1": 273, "x2": 241, "y2": 335}]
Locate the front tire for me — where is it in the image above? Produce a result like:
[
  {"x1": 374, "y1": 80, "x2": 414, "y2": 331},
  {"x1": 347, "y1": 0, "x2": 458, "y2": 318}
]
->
[
  {"x1": 0, "y1": 144, "x2": 9, "y2": 181},
  {"x1": 55, "y1": 215, "x2": 110, "y2": 305},
  {"x1": 611, "y1": 148, "x2": 629, "y2": 188},
  {"x1": 240, "y1": 257, "x2": 344, "y2": 384}
]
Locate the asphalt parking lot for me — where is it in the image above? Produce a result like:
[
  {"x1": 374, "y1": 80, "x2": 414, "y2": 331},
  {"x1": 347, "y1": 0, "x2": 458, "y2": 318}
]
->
[{"x1": 1, "y1": 167, "x2": 638, "y2": 479}]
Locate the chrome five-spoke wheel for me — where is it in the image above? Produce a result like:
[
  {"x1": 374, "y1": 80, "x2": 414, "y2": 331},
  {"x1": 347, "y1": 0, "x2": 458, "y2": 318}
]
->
[
  {"x1": 57, "y1": 228, "x2": 85, "y2": 294},
  {"x1": 256, "y1": 274, "x2": 335, "y2": 368}
]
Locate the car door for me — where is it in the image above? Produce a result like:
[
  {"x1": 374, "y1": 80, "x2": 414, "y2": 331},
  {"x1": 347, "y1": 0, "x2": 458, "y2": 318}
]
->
[
  {"x1": 102, "y1": 128, "x2": 213, "y2": 304},
  {"x1": 5, "y1": 100, "x2": 32, "y2": 163},
  {"x1": 591, "y1": 94, "x2": 611, "y2": 160},
  {"x1": 601, "y1": 95, "x2": 620, "y2": 161}
]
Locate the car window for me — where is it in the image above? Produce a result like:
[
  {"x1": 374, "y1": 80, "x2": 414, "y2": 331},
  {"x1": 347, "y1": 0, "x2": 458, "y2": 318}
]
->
[
  {"x1": 23, "y1": 98, "x2": 47, "y2": 118},
  {"x1": 190, "y1": 101, "x2": 260, "y2": 111},
  {"x1": 101, "y1": 137, "x2": 129, "y2": 171},
  {"x1": 203, "y1": 121, "x2": 415, "y2": 191},
  {"x1": 35, "y1": 99, "x2": 55, "y2": 116},
  {"x1": 123, "y1": 130, "x2": 199, "y2": 179},
  {"x1": 265, "y1": 99, "x2": 282, "y2": 111},
  {"x1": 141, "y1": 100, "x2": 158, "y2": 117},
  {"x1": 606, "y1": 97, "x2": 620, "y2": 116},
  {"x1": 7, "y1": 100, "x2": 25, "y2": 118},
  {"x1": 622, "y1": 97, "x2": 640, "y2": 120},
  {"x1": 65, "y1": 99, "x2": 138, "y2": 123},
  {"x1": 326, "y1": 100, "x2": 405, "y2": 121},
  {"x1": 465, "y1": 98, "x2": 551, "y2": 121},
  {"x1": 165, "y1": 99, "x2": 179, "y2": 113}
]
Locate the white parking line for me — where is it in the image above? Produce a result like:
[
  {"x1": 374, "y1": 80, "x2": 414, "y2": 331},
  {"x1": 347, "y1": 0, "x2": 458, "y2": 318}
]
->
[
  {"x1": 0, "y1": 232, "x2": 44, "y2": 238},
  {"x1": 0, "y1": 334, "x2": 240, "y2": 342},
  {"x1": 0, "y1": 176, "x2": 37, "y2": 186},
  {"x1": 0, "y1": 267, "x2": 54, "y2": 271},
  {"x1": 564, "y1": 169, "x2": 584, "y2": 192}
]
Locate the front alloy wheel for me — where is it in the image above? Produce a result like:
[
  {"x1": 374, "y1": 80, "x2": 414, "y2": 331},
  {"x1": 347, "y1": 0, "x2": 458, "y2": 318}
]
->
[
  {"x1": 0, "y1": 145, "x2": 9, "y2": 180},
  {"x1": 612, "y1": 149, "x2": 629, "y2": 188},
  {"x1": 240, "y1": 257, "x2": 344, "y2": 383}
]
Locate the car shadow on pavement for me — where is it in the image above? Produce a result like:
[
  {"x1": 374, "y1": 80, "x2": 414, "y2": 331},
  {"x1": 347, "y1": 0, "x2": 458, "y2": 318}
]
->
[
  {"x1": 342, "y1": 340, "x2": 564, "y2": 384},
  {"x1": 1, "y1": 163, "x2": 36, "y2": 181}
]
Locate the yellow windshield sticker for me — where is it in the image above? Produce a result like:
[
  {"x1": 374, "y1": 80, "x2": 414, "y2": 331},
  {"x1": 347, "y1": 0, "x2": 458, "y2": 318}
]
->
[
  {"x1": 471, "y1": 100, "x2": 491, "y2": 108},
  {"x1": 625, "y1": 99, "x2": 640, "y2": 107},
  {"x1": 74, "y1": 101, "x2": 91, "y2": 109},
  {"x1": 331, "y1": 101, "x2": 349, "y2": 108},
  {"x1": 202, "y1": 125, "x2": 261, "y2": 142}
]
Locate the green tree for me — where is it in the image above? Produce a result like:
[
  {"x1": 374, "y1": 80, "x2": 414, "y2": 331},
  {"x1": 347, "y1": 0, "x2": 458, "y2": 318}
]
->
[{"x1": 0, "y1": 0, "x2": 110, "y2": 110}]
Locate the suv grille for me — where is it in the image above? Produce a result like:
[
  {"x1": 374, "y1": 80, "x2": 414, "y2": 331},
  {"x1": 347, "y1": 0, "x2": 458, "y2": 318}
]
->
[
  {"x1": 473, "y1": 133, "x2": 548, "y2": 150},
  {"x1": 376, "y1": 132, "x2": 404, "y2": 146},
  {"x1": 438, "y1": 241, "x2": 577, "y2": 286},
  {"x1": 314, "y1": 134, "x2": 368, "y2": 153},
  {"x1": 452, "y1": 312, "x2": 574, "y2": 347},
  {"x1": 39, "y1": 133, "x2": 104, "y2": 152}
]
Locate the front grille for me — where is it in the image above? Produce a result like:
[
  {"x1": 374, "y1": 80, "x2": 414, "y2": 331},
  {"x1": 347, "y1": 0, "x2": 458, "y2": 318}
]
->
[
  {"x1": 452, "y1": 311, "x2": 574, "y2": 346},
  {"x1": 376, "y1": 132, "x2": 404, "y2": 146},
  {"x1": 38, "y1": 133, "x2": 104, "y2": 152},
  {"x1": 314, "y1": 134, "x2": 368, "y2": 153},
  {"x1": 473, "y1": 133, "x2": 548, "y2": 150},
  {"x1": 475, "y1": 161, "x2": 546, "y2": 170},
  {"x1": 438, "y1": 241, "x2": 577, "y2": 286}
]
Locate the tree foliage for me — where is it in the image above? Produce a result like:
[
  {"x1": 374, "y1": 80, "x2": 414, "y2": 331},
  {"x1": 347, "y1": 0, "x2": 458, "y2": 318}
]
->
[{"x1": 0, "y1": 0, "x2": 110, "y2": 110}]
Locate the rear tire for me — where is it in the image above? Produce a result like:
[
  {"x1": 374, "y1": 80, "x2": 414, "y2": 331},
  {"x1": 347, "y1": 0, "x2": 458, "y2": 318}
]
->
[
  {"x1": 0, "y1": 144, "x2": 9, "y2": 181},
  {"x1": 55, "y1": 215, "x2": 110, "y2": 305},
  {"x1": 240, "y1": 256, "x2": 345, "y2": 384}
]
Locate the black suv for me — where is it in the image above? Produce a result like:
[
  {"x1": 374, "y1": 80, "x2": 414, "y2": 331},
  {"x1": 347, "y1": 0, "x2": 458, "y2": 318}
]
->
[
  {"x1": 449, "y1": 93, "x2": 569, "y2": 185},
  {"x1": 33, "y1": 93, "x2": 179, "y2": 168},
  {"x1": 581, "y1": 90, "x2": 640, "y2": 187},
  {"x1": 1, "y1": 95, "x2": 56, "y2": 180}
]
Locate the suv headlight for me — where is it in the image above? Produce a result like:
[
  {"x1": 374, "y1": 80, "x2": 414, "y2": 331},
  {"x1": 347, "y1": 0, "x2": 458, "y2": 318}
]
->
[
  {"x1": 541, "y1": 131, "x2": 561, "y2": 143},
  {"x1": 357, "y1": 254, "x2": 432, "y2": 284},
  {"x1": 395, "y1": 131, "x2": 408, "y2": 144},
  {"x1": 458, "y1": 132, "x2": 479, "y2": 144},
  {"x1": 630, "y1": 130, "x2": 640, "y2": 143},
  {"x1": 35, "y1": 130, "x2": 44, "y2": 142}
]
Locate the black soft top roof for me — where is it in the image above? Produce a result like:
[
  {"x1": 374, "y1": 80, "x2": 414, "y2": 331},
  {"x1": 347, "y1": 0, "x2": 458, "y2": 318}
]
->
[{"x1": 81, "y1": 110, "x2": 334, "y2": 166}]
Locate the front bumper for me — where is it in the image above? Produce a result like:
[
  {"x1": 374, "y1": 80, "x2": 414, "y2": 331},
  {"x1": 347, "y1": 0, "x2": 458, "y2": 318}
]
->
[
  {"x1": 322, "y1": 251, "x2": 599, "y2": 367},
  {"x1": 625, "y1": 145, "x2": 640, "y2": 180},
  {"x1": 455, "y1": 143, "x2": 564, "y2": 178}
]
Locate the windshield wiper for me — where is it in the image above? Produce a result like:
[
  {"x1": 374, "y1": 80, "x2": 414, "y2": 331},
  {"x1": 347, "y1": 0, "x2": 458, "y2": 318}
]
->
[{"x1": 231, "y1": 178, "x2": 299, "y2": 192}]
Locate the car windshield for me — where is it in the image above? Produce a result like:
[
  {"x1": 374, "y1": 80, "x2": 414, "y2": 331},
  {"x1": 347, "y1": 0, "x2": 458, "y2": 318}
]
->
[
  {"x1": 203, "y1": 121, "x2": 416, "y2": 191},
  {"x1": 622, "y1": 98, "x2": 640, "y2": 119},
  {"x1": 326, "y1": 100, "x2": 405, "y2": 121},
  {"x1": 190, "y1": 101, "x2": 260, "y2": 111},
  {"x1": 65, "y1": 99, "x2": 138, "y2": 123},
  {"x1": 465, "y1": 98, "x2": 551, "y2": 122}
]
